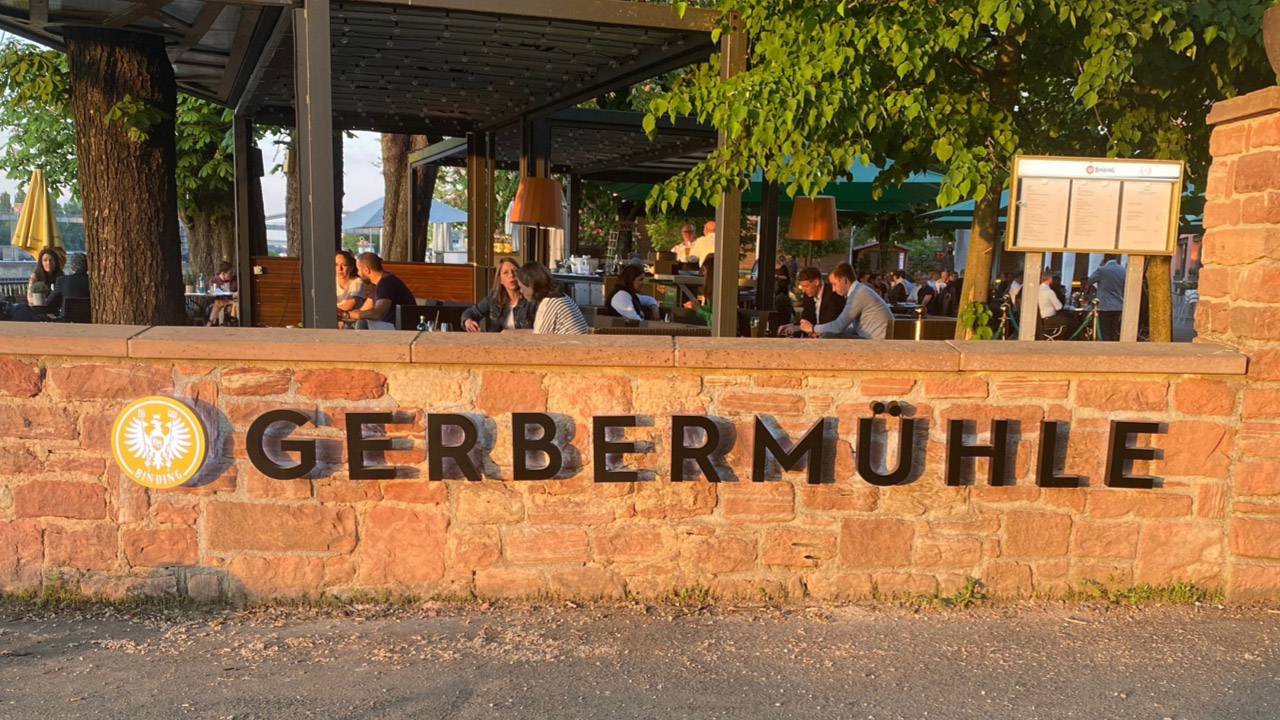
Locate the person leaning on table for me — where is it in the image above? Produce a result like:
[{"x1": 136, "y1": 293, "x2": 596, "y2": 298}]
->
[
  {"x1": 512, "y1": 262, "x2": 588, "y2": 335},
  {"x1": 605, "y1": 264, "x2": 660, "y2": 322},
  {"x1": 347, "y1": 252, "x2": 415, "y2": 330},
  {"x1": 798, "y1": 262, "x2": 893, "y2": 340},
  {"x1": 335, "y1": 250, "x2": 365, "y2": 328},
  {"x1": 463, "y1": 257, "x2": 536, "y2": 332}
]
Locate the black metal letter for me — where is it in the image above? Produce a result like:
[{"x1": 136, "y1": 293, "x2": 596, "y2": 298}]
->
[
  {"x1": 1105, "y1": 421, "x2": 1163, "y2": 489},
  {"x1": 345, "y1": 411, "x2": 399, "y2": 480},
  {"x1": 945, "y1": 419, "x2": 1012, "y2": 486},
  {"x1": 856, "y1": 417, "x2": 918, "y2": 486},
  {"x1": 671, "y1": 416, "x2": 722, "y2": 482},
  {"x1": 427, "y1": 414, "x2": 481, "y2": 481},
  {"x1": 752, "y1": 417, "x2": 827, "y2": 484},
  {"x1": 247, "y1": 409, "x2": 316, "y2": 480},
  {"x1": 513, "y1": 412, "x2": 562, "y2": 481},
  {"x1": 593, "y1": 416, "x2": 645, "y2": 483},
  {"x1": 1037, "y1": 421, "x2": 1084, "y2": 488}
]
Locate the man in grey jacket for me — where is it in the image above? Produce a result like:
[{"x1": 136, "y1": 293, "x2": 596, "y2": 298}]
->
[
  {"x1": 1088, "y1": 255, "x2": 1126, "y2": 341},
  {"x1": 799, "y1": 262, "x2": 894, "y2": 340}
]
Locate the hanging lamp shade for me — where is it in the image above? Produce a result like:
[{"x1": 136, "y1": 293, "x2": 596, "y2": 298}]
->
[
  {"x1": 510, "y1": 177, "x2": 564, "y2": 228},
  {"x1": 787, "y1": 195, "x2": 838, "y2": 241}
]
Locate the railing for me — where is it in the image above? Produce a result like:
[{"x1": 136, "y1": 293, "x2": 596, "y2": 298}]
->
[{"x1": 0, "y1": 280, "x2": 27, "y2": 301}]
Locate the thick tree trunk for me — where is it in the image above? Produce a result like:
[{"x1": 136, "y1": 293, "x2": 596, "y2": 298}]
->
[
  {"x1": 409, "y1": 135, "x2": 437, "y2": 262},
  {"x1": 381, "y1": 133, "x2": 411, "y2": 261},
  {"x1": 66, "y1": 27, "x2": 184, "y2": 326},
  {"x1": 1146, "y1": 254, "x2": 1172, "y2": 342},
  {"x1": 954, "y1": 31, "x2": 1021, "y2": 340},
  {"x1": 285, "y1": 139, "x2": 301, "y2": 257},
  {"x1": 181, "y1": 211, "x2": 235, "y2": 278}
]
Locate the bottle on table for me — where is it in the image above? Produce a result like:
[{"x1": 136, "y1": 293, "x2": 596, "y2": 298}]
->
[{"x1": 197, "y1": 273, "x2": 206, "y2": 293}]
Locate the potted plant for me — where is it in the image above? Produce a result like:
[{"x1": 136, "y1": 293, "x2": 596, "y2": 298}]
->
[
  {"x1": 183, "y1": 270, "x2": 196, "y2": 294},
  {"x1": 28, "y1": 281, "x2": 49, "y2": 306}
]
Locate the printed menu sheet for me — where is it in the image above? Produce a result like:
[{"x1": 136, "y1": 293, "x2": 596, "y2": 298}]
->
[
  {"x1": 1014, "y1": 177, "x2": 1071, "y2": 250},
  {"x1": 1065, "y1": 179, "x2": 1121, "y2": 251},
  {"x1": 1117, "y1": 181, "x2": 1175, "y2": 253}
]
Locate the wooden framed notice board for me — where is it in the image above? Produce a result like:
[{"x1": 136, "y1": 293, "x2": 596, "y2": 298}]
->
[{"x1": 1004, "y1": 156, "x2": 1184, "y2": 256}]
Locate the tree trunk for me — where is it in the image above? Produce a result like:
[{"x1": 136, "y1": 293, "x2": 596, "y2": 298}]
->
[
  {"x1": 381, "y1": 133, "x2": 411, "y2": 261},
  {"x1": 954, "y1": 31, "x2": 1021, "y2": 340},
  {"x1": 285, "y1": 139, "x2": 301, "y2": 257},
  {"x1": 1146, "y1": 254, "x2": 1172, "y2": 342},
  {"x1": 65, "y1": 27, "x2": 184, "y2": 326},
  {"x1": 410, "y1": 135, "x2": 437, "y2": 262},
  {"x1": 181, "y1": 211, "x2": 235, "y2": 279}
]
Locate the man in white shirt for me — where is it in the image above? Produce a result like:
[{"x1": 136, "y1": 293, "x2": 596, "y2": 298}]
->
[
  {"x1": 674, "y1": 224, "x2": 697, "y2": 262},
  {"x1": 1037, "y1": 272, "x2": 1067, "y2": 339},
  {"x1": 688, "y1": 220, "x2": 716, "y2": 266}
]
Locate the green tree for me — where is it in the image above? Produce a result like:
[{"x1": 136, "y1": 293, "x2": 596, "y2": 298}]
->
[{"x1": 649, "y1": 0, "x2": 1273, "y2": 339}]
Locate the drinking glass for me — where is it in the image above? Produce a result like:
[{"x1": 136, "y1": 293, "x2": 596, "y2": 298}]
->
[
  {"x1": 438, "y1": 322, "x2": 452, "y2": 333},
  {"x1": 422, "y1": 320, "x2": 436, "y2": 332}
]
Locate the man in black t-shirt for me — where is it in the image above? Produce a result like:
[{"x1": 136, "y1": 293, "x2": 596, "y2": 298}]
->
[{"x1": 349, "y1": 252, "x2": 416, "y2": 329}]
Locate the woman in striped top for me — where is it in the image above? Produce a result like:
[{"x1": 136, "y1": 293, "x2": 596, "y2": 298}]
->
[{"x1": 516, "y1": 262, "x2": 589, "y2": 335}]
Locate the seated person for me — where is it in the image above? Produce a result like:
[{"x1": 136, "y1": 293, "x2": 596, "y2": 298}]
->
[
  {"x1": 46, "y1": 252, "x2": 90, "y2": 317},
  {"x1": 463, "y1": 258, "x2": 535, "y2": 332},
  {"x1": 27, "y1": 248, "x2": 63, "y2": 306},
  {"x1": 886, "y1": 269, "x2": 915, "y2": 305},
  {"x1": 780, "y1": 266, "x2": 844, "y2": 335},
  {"x1": 605, "y1": 264, "x2": 659, "y2": 322},
  {"x1": 207, "y1": 261, "x2": 238, "y2": 326},
  {"x1": 516, "y1": 262, "x2": 588, "y2": 334},
  {"x1": 771, "y1": 270, "x2": 795, "y2": 334},
  {"x1": 348, "y1": 252, "x2": 415, "y2": 330},
  {"x1": 335, "y1": 250, "x2": 365, "y2": 328},
  {"x1": 915, "y1": 278, "x2": 937, "y2": 312},
  {"x1": 680, "y1": 253, "x2": 716, "y2": 325},
  {"x1": 798, "y1": 262, "x2": 893, "y2": 340}
]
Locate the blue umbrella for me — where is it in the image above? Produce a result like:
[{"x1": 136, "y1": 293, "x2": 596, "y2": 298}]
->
[{"x1": 342, "y1": 197, "x2": 467, "y2": 232}]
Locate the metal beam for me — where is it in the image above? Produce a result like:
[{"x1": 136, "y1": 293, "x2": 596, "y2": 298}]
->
[
  {"x1": 710, "y1": 13, "x2": 745, "y2": 339},
  {"x1": 551, "y1": 107, "x2": 715, "y2": 139},
  {"x1": 408, "y1": 136, "x2": 468, "y2": 169},
  {"x1": 231, "y1": 7, "x2": 289, "y2": 115},
  {"x1": 168, "y1": 3, "x2": 227, "y2": 61},
  {"x1": 352, "y1": 0, "x2": 719, "y2": 33},
  {"x1": 294, "y1": 0, "x2": 337, "y2": 329},
  {"x1": 568, "y1": 174, "x2": 582, "y2": 257}
]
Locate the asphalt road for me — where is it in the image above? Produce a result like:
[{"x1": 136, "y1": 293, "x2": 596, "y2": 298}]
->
[{"x1": 1, "y1": 601, "x2": 1277, "y2": 720}]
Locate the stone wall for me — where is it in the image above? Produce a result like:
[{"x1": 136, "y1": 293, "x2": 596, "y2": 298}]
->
[{"x1": 0, "y1": 326, "x2": 1266, "y2": 603}]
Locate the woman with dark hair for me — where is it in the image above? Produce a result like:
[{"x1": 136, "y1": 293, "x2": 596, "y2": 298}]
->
[
  {"x1": 462, "y1": 258, "x2": 535, "y2": 332},
  {"x1": 516, "y1": 262, "x2": 588, "y2": 334},
  {"x1": 27, "y1": 248, "x2": 63, "y2": 305},
  {"x1": 334, "y1": 250, "x2": 366, "y2": 328},
  {"x1": 605, "y1": 264, "x2": 659, "y2": 322}
]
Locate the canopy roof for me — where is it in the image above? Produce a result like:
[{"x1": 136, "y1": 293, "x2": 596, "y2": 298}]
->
[
  {"x1": 0, "y1": 0, "x2": 718, "y2": 135},
  {"x1": 343, "y1": 196, "x2": 466, "y2": 232}
]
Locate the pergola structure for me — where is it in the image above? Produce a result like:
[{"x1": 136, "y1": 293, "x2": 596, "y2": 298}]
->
[{"x1": 0, "y1": 0, "x2": 751, "y2": 335}]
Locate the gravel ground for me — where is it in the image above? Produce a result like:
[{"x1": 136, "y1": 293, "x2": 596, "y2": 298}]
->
[{"x1": 1, "y1": 601, "x2": 1278, "y2": 720}]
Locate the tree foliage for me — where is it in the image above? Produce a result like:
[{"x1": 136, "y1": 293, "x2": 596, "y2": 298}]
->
[{"x1": 648, "y1": 1, "x2": 1272, "y2": 212}]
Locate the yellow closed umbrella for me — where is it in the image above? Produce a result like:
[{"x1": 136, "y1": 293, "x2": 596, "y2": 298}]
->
[{"x1": 11, "y1": 169, "x2": 64, "y2": 262}]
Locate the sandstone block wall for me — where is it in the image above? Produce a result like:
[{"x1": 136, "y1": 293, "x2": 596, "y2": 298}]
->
[{"x1": 0, "y1": 342, "x2": 1268, "y2": 603}]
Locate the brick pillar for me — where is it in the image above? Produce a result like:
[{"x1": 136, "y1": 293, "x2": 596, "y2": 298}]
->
[{"x1": 1205, "y1": 88, "x2": 1280, "y2": 601}]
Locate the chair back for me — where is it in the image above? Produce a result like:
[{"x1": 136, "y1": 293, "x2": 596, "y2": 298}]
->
[{"x1": 63, "y1": 297, "x2": 91, "y2": 324}]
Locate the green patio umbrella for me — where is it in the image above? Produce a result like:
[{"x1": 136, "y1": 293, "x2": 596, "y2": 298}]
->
[{"x1": 599, "y1": 162, "x2": 943, "y2": 214}]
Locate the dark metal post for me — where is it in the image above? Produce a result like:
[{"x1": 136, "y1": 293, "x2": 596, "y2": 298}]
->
[
  {"x1": 756, "y1": 179, "x2": 780, "y2": 322},
  {"x1": 232, "y1": 115, "x2": 262, "y2": 326},
  {"x1": 467, "y1": 131, "x2": 495, "y2": 302},
  {"x1": 711, "y1": 13, "x2": 746, "y2": 338},
  {"x1": 520, "y1": 116, "x2": 552, "y2": 264},
  {"x1": 293, "y1": 0, "x2": 337, "y2": 328},
  {"x1": 567, "y1": 174, "x2": 582, "y2": 257}
]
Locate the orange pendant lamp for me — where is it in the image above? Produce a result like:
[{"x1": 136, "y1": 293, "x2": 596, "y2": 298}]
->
[
  {"x1": 510, "y1": 177, "x2": 564, "y2": 228},
  {"x1": 788, "y1": 195, "x2": 838, "y2": 266}
]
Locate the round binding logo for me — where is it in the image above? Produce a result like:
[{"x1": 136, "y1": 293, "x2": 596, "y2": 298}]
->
[{"x1": 111, "y1": 396, "x2": 208, "y2": 489}]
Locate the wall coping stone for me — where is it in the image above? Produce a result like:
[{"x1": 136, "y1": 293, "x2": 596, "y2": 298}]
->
[
  {"x1": 675, "y1": 338, "x2": 961, "y2": 371},
  {"x1": 1208, "y1": 86, "x2": 1280, "y2": 126},
  {"x1": 5, "y1": 323, "x2": 147, "y2": 357},
  {"x1": 948, "y1": 340, "x2": 1248, "y2": 375},
  {"x1": 0, "y1": 324, "x2": 1249, "y2": 375}
]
